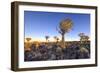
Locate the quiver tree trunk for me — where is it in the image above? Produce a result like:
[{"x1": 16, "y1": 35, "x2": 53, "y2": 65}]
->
[{"x1": 61, "y1": 33, "x2": 66, "y2": 49}]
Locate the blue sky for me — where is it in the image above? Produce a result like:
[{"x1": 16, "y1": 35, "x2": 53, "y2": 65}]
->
[{"x1": 24, "y1": 11, "x2": 90, "y2": 41}]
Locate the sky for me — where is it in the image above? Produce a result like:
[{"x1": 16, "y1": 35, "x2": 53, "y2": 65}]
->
[{"x1": 24, "y1": 11, "x2": 90, "y2": 42}]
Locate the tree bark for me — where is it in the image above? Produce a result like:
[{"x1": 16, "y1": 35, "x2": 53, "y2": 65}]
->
[{"x1": 61, "y1": 33, "x2": 65, "y2": 48}]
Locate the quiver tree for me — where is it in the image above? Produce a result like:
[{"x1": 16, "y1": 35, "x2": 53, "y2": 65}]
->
[
  {"x1": 57, "y1": 18, "x2": 73, "y2": 48},
  {"x1": 79, "y1": 33, "x2": 89, "y2": 45},
  {"x1": 26, "y1": 38, "x2": 32, "y2": 42},
  {"x1": 54, "y1": 36, "x2": 59, "y2": 43},
  {"x1": 45, "y1": 36, "x2": 49, "y2": 43},
  {"x1": 25, "y1": 37, "x2": 32, "y2": 51}
]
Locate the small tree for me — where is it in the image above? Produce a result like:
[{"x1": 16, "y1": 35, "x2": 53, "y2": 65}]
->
[
  {"x1": 26, "y1": 38, "x2": 32, "y2": 42},
  {"x1": 79, "y1": 33, "x2": 85, "y2": 44},
  {"x1": 45, "y1": 36, "x2": 49, "y2": 43},
  {"x1": 25, "y1": 37, "x2": 32, "y2": 51},
  {"x1": 54, "y1": 36, "x2": 59, "y2": 43},
  {"x1": 79, "y1": 33, "x2": 89, "y2": 46}
]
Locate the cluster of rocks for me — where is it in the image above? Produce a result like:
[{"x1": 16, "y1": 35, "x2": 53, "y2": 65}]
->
[{"x1": 24, "y1": 43, "x2": 90, "y2": 61}]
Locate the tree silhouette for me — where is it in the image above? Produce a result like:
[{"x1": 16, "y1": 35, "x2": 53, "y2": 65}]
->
[
  {"x1": 54, "y1": 36, "x2": 59, "y2": 43},
  {"x1": 45, "y1": 36, "x2": 49, "y2": 43}
]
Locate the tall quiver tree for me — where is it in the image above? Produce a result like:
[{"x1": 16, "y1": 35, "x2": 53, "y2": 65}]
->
[{"x1": 58, "y1": 18, "x2": 73, "y2": 48}]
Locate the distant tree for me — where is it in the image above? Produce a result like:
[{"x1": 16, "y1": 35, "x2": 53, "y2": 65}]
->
[
  {"x1": 54, "y1": 36, "x2": 59, "y2": 43},
  {"x1": 25, "y1": 37, "x2": 32, "y2": 51},
  {"x1": 78, "y1": 33, "x2": 85, "y2": 43},
  {"x1": 45, "y1": 36, "x2": 49, "y2": 43},
  {"x1": 78, "y1": 33, "x2": 89, "y2": 45},
  {"x1": 26, "y1": 38, "x2": 32, "y2": 42}
]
